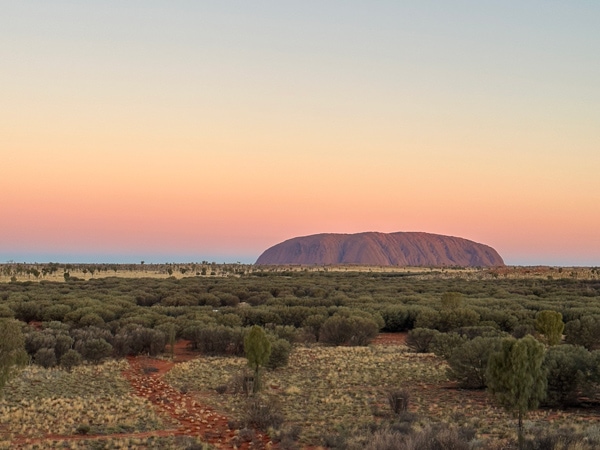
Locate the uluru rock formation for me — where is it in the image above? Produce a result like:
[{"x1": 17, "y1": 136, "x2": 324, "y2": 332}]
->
[{"x1": 255, "y1": 232, "x2": 504, "y2": 267}]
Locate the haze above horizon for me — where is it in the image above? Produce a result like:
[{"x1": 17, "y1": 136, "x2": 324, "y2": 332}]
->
[{"x1": 2, "y1": 2, "x2": 599, "y2": 267}]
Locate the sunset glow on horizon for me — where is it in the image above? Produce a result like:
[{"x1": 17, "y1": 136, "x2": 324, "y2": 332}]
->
[{"x1": 2, "y1": 1, "x2": 599, "y2": 266}]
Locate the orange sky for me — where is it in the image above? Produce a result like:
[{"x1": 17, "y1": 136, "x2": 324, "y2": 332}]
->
[{"x1": 1, "y1": 2, "x2": 599, "y2": 265}]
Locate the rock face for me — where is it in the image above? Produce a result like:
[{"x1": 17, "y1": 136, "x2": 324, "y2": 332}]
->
[{"x1": 255, "y1": 232, "x2": 504, "y2": 267}]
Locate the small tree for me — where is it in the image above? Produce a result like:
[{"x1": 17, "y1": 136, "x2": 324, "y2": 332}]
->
[
  {"x1": 244, "y1": 326, "x2": 271, "y2": 393},
  {"x1": 0, "y1": 319, "x2": 28, "y2": 395},
  {"x1": 486, "y1": 336, "x2": 547, "y2": 448},
  {"x1": 535, "y1": 310, "x2": 564, "y2": 346}
]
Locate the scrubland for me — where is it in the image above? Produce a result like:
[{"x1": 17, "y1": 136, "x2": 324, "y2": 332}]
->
[{"x1": 1, "y1": 265, "x2": 600, "y2": 449}]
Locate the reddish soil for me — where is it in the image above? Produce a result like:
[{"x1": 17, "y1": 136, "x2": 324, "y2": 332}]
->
[
  {"x1": 371, "y1": 332, "x2": 408, "y2": 346},
  {"x1": 9, "y1": 340, "x2": 275, "y2": 449}
]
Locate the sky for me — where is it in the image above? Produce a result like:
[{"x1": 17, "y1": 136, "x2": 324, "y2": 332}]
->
[{"x1": 1, "y1": 1, "x2": 599, "y2": 266}]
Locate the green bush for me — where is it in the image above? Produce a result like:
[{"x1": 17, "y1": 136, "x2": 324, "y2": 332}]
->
[
  {"x1": 543, "y1": 344, "x2": 593, "y2": 406},
  {"x1": 76, "y1": 338, "x2": 113, "y2": 363},
  {"x1": 406, "y1": 328, "x2": 440, "y2": 353},
  {"x1": 320, "y1": 315, "x2": 379, "y2": 346},
  {"x1": 447, "y1": 336, "x2": 503, "y2": 388},
  {"x1": 34, "y1": 347, "x2": 57, "y2": 368},
  {"x1": 267, "y1": 338, "x2": 291, "y2": 370},
  {"x1": 430, "y1": 332, "x2": 467, "y2": 359},
  {"x1": 380, "y1": 306, "x2": 411, "y2": 332},
  {"x1": 60, "y1": 349, "x2": 83, "y2": 371},
  {"x1": 565, "y1": 316, "x2": 600, "y2": 350}
]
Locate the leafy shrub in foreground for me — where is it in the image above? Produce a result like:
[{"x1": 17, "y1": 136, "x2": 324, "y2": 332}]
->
[{"x1": 542, "y1": 344, "x2": 593, "y2": 406}]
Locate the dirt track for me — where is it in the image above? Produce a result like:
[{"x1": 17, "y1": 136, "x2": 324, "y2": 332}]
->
[{"x1": 9, "y1": 341, "x2": 273, "y2": 449}]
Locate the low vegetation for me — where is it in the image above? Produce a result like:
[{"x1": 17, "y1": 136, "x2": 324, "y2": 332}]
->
[{"x1": 1, "y1": 265, "x2": 599, "y2": 448}]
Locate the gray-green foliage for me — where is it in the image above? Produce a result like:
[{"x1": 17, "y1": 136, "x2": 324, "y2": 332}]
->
[
  {"x1": 406, "y1": 328, "x2": 440, "y2": 353},
  {"x1": 447, "y1": 336, "x2": 503, "y2": 388},
  {"x1": 0, "y1": 319, "x2": 28, "y2": 395},
  {"x1": 266, "y1": 338, "x2": 291, "y2": 370},
  {"x1": 441, "y1": 292, "x2": 463, "y2": 310},
  {"x1": 34, "y1": 347, "x2": 57, "y2": 368},
  {"x1": 430, "y1": 332, "x2": 468, "y2": 360},
  {"x1": 543, "y1": 344, "x2": 593, "y2": 406},
  {"x1": 60, "y1": 349, "x2": 83, "y2": 371},
  {"x1": 319, "y1": 315, "x2": 379, "y2": 346},
  {"x1": 535, "y1": 310, "x2": 564, "y2": 346},
  {"x1": 486, "y1": 335, "x2": 547, "y2": 444},
  {"x1": 565, "y1": 316, "x2": 600, "y2": 350}
]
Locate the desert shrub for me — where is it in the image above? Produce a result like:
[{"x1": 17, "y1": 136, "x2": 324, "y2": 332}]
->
[
  {"x1": 512, "y1": 323, "x2": 537, "y2": 339},
  {"x1": 244, "y1": 396, "x2": 284, "y2": 431},
  {"x1": 535, "y1": 310, "x2": 564, "y2": 346},
  {"x1": 447, "y1": 336, "x2": 503, "y2": 388},
  {"x1": 42, "y1": 320, "x2": 70, "y2": 332},
  {"x1": 406, "y1": 328, "x2": 440, "y2": 353},
  {"x1": 216, "y1": 292, "x2": 240, "y2": 307},
  {"x1": 302, "y1": 314, "x2": 327, "y2": 341},
  {"x1": 60, "y1": 349, "x2": 83, "y2": 371},
  {"x1": 228, "y1": 369, "x2": 256, "y2": 396},
  {"x1": 25, "y1": 330, "x2": 56, "y2": 355},
  {"x1": 380, "y1": 306, "x2": 411, "y2": 332},
  {"x1": 543, "y1": 344, "x2": 593, "y2": 406},
  {"x1": 436, "y1": 308, "x2": 480, "y2": 332},
  {"x1": 76, "y1": 424, "x2": 90, "y2": 435},
  {"x1": 565, "y1": 316, "x2": 600, "y2": 350},
  {"x1": 320, "y1": 315, "x2": 379, "y2": 346},
  {"x1": 0, "y1": 305, "x2": 14, "y2": 318},
  {"x1": 13, "y1": 301, "x2": 42, "y2": 322},
  {"x1": 475, "y1": 309, "x2": 519, "y2": 332},
  {"x1": 430, "y1": 332, "x2": 468, "y2": 359},
  {"x1": 34, "y1": 347, "x2": 57, "y2": 368},
  {"x1": 135, "y1": 292, "x2": 162, "y2": 307},
  {"x1": 405, "y1": 423, "x2": 471, "y2": 450},
  {"x1": 194, "y1": 293, "x2": 219, "y2": 307},
  {"x1": 217, "y1": 313, "x2": 243, "y2": 328},
  {"x1": 267, "y1": 305, "x2": 313, "y2": 328},
  {"x1": 54, "y1": 334, "x2": 74, "y2": 358},
  {"x1": 414, "y1": 308, "x2": 440, "y2": 330},
  {"x1": 387, "y1": 389, "x2": 410, "y2": 415},
  {"x1": 522, "y1": 425, "x2": 600, "y2": 450},
  {"x1": 455, "y1": 325, "x2": 507, "y2": 340},
  {"x1": 41, "y1": 304, "x2": 71, "y2": 322},
  {"x1": 114, "y1": 326, "x2": 166, "y2": 356},
  {"x1": 441, "y1": 292, "x2": 463, "y2": 309},
  {"x1": 79, "y1": 313, "x2": 106, "y2": 328},
  {"x1": 266, "y1": 324, "x2": 298, "y2": 343},
  {"x1": 239, "y1": 308, "x2": 282, "y2": 327},
  {"x1": 70, "y1": 325, "x2": 113, "y2": 341},
  {"x1": 266, "y1": 338, "x2": 291, "y2": 370},
  {"x1": 364, "y1": 429, "x2": 406, "y2": 450},
  {"x1": 183, "y1": 325, "x2": 246, "y2": 355},
  {"x1": 76, "y1": 338, "x2": 113, "y2": 363}
]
